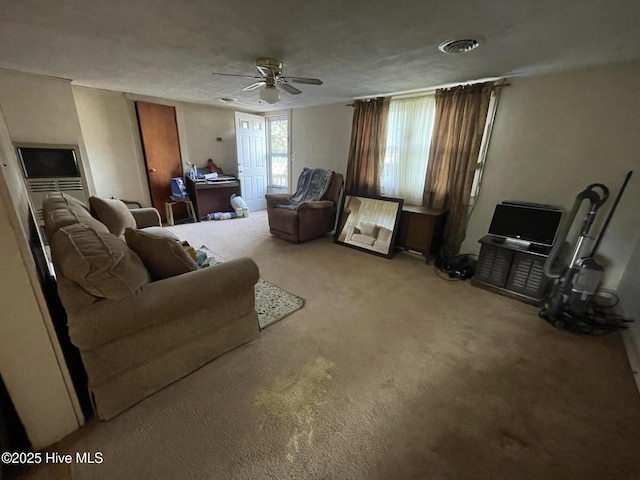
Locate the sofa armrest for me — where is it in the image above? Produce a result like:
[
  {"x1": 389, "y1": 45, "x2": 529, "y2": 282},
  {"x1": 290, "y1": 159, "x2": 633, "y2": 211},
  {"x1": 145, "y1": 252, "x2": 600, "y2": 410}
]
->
[
  {"x1": 298, "y1": 200, "x2": 335, "y2": 211},
  {"x1": 69, "y1": 257, "x2": 260, "y2": 349},
  {"x1": 265, "y1": 193, "x2": 290, "y2": 210},
  {"x1": 344, "y1": 225, "x2": 355, "y2": 241},
  {"x1": 131, "y1": 208, "x2": 162, "y2": 228}
]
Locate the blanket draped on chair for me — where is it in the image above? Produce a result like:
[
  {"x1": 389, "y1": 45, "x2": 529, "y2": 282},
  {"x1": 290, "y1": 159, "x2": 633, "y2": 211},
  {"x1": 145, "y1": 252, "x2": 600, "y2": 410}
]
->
[{"x1": 277, "y1": 168, "x2": 334, "y2": 209}]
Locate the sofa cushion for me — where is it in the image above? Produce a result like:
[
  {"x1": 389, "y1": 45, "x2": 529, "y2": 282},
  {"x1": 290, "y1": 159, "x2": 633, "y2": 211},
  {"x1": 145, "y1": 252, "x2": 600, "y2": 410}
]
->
[
  {"x1": 63, "y1": 193, "x2": 90, "y2": 211},
  {"x1": 138, "y1": 226, "x2": 180, "y2": 241},
  {"x1": 44, "y1": 192, "x2": 89, "y2": 212},
  {"x1": 89, "y1": 197, "x2": 137, "y2": 237},
  {"x1": 52, "y1": 223, "x2": 150, "y2": 299},
  {"x1": 43, "y1": 202, "x2": 109, "y2": 240},
  {"x1": 351, "y1": 233, "x2": 376, "y2": 246},
  {"x1": 359, "y1": 222, "x2": 379, "y2": 237},
  {"x1": 124, "y1": 228, "x2": 197, "y2": 281}
]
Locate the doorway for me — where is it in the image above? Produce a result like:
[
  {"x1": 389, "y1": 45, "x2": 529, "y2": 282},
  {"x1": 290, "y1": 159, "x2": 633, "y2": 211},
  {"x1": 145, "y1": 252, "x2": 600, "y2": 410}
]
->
[
  {"x1": 235, "y1": 112, "x2": 267, "y2": 211},
  {"x1": 135, "y1": 101, "x2": 184, "y2": 222}
]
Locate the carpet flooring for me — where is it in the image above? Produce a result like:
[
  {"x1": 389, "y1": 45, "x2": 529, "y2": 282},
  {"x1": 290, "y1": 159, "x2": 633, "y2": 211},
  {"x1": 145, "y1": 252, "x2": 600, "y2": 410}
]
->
[{"x1": 18, "y1": 211, "x2": 640, "y2": 480}]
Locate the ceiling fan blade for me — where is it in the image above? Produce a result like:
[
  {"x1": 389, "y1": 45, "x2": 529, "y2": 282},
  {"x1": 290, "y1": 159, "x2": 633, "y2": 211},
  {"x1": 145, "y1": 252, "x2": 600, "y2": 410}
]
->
[
  {"x1": 212, "y1": 72, "x2": 262, "y2": 80},
  {"x1": 255, "y1": 65, "x2": 273, "y2": 78},
  {"x1": 283, "y1": 76, "x2": 323, "y2": 85},
  {"x1": 242, "y1": 81, "x2": 266, "y2": 91},
  {"x1": 279, "y1": 82, "x2": 302, "y2": 95}
]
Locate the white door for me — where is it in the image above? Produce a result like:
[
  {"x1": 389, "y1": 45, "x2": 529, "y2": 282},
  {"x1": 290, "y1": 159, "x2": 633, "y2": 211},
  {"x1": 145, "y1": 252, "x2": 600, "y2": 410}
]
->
[{"x1": 235, "y1": 112, "x2": 267, "y2": 211}]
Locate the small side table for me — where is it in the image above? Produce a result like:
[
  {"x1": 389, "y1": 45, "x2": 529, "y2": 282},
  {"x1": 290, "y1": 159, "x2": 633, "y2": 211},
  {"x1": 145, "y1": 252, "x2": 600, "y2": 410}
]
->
[
  {"x1": 165, "y1": 197, "x2": 197, "y2": 226},
  {"x1": 395, "y1": 205, "x2": 448, "y2": 263}
]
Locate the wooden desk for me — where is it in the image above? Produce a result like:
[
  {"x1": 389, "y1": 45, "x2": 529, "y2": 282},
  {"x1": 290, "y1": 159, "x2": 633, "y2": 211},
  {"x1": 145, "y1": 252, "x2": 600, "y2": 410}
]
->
[
  {"x1": 395, "y1": 205, "x2": 448, "y2": 263},
  {"x1": 185, "y1": 177, "x2": 241, "y2": 221}
]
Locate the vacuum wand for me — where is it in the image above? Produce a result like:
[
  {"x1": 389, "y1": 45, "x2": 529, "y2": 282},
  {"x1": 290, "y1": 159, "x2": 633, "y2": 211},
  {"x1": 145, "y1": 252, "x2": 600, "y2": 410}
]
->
[{"x1": 590, "y1": 170, "x2": 633, "y2": 257}]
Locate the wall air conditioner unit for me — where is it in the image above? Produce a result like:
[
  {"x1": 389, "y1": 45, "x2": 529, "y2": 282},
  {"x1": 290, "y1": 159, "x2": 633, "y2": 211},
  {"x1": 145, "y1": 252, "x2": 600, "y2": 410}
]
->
[{"x1": 15, "y1": 143, "x2": 90, "y2": 226}]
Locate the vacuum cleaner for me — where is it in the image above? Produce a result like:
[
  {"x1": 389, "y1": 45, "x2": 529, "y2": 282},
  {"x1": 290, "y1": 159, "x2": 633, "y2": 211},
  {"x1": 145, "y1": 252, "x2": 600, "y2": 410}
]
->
[{"x1": 539, "y1": 171, "x2": 633, "y2": 333}]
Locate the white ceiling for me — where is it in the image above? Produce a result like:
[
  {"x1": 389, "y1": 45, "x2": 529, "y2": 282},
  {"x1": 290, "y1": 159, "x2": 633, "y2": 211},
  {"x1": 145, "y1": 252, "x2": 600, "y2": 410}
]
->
[{"x1": 1, "y1": 0, "x2": 639, "y2": 112}]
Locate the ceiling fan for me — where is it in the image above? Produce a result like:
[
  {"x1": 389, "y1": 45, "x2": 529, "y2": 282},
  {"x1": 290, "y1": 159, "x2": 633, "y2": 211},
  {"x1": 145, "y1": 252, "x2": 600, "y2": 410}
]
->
[{"x1": 212, "y1": 57, "x2": 323, "y2": 104}]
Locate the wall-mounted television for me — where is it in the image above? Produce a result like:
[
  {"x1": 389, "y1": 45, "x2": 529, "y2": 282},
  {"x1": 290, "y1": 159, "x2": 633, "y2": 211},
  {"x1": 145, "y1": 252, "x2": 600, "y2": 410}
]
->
[
  {"x1": 16, "y1": 145, "x2": 81, "y2": 179},
  {"x1": 488, "y1": 202, "x2": 562, "y2": 247}
]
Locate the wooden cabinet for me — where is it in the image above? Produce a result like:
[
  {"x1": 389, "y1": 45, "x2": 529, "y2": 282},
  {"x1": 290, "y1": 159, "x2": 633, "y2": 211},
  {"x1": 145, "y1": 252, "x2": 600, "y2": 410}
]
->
[
  {"x1": 472, "y1": 235, "x2": 551, "y2": 304},
  {"x1": 395, "y1": 206, "x2": 447, "y2": 263}
]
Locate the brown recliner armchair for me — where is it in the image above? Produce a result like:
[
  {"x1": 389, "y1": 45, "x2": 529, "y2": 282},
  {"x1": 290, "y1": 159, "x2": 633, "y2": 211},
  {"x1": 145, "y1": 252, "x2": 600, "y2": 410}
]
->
[{"x1": 265, "y1": 172, "x2": 344, "y2": 243}]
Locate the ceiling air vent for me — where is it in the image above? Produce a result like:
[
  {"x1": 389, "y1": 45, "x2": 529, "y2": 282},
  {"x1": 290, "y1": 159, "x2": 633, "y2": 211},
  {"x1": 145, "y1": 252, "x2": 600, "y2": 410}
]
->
[{"x1": 439, "y1": 39, "x2": 480, "y2": 54}]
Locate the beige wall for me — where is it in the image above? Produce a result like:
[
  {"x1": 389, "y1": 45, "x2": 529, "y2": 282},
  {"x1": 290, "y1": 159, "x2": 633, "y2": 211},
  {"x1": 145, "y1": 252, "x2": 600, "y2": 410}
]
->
[
  {"x1": 73, "y1": 89, "x2": 240, "y2": 202},
  {"x1": 0, "y1": 108, "x2": 81, "y2": 449},
  {"x1": 618, "y1": 235, "x2": 640, "y2": 391},
  {"x1": 291, "y1": 103, "x2": 352, "y2": 183},
  {"x1": 123, "y1": 93, "x2": 242, "y2": 174},
  {"x1": 463, "y1": 61, "x2": 640, "y2": 289},
  {"x1": 72, "y1": 90, "x2": 351, "y2": 206},
  {"x1": 0, "y1": 114, "x2": 30, "y2": 239},
  {"x1": 181, "y1": 102, "x2": 238, "y2": 174},
  {"x1": 72, "y1": 87, "x2": 151, "y2": 206},
  {"x1": 0, "y1": 69, "x2": 95, "y2": 194}
]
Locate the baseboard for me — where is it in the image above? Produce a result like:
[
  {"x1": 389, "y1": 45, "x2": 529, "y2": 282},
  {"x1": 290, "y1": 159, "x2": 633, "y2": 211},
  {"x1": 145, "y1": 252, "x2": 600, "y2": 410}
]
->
[{"x1": 621, "y1": 325, "x2": 640, "y2": 397}]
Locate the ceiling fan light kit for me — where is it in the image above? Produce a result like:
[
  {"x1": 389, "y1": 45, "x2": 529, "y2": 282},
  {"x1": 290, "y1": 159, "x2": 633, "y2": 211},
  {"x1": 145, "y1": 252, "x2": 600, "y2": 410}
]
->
[
  {"x1": 212, "y1": 57, "x2": 323, "y2": 105},
  {"x1": 260, "y1": 85, "x2": 281, "y2": 104}
]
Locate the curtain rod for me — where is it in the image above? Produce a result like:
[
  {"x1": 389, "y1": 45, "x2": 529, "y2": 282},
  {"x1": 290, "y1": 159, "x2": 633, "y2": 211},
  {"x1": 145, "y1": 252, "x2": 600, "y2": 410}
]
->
[{"x1": 346, "y1": 82, "x2": 511, "y2": 106}]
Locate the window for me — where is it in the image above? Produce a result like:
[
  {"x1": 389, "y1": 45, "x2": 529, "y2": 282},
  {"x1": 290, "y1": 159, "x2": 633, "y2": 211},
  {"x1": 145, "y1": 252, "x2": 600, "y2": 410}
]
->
[
  {"x1": 469, "y1": 91, "x2": 498, "y2": 203},
  {"x1": 381, "y1": 95, "x2": 436, "y2": 205},
  {"x1": 266, "y1": 115, "x2": 289, "y2": 190}
]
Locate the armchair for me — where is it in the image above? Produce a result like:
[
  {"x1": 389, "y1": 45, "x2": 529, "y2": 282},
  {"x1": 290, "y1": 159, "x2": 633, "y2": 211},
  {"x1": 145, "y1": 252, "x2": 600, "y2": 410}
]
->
[{"x1": 265, "y1": 172, "x2": 343, "y2": 243}]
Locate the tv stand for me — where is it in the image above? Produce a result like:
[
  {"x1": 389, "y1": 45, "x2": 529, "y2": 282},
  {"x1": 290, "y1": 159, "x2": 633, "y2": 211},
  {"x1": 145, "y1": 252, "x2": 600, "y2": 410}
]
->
[
  {"x1": 471, "y1": 235, "x2": 552, "y2": 304},
  {"x1": 502, "y1": 237, "x2": 531, "y2": 250}
]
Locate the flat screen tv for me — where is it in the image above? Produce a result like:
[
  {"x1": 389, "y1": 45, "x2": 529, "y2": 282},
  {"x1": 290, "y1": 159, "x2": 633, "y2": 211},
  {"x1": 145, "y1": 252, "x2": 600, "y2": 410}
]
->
[
  {"x1": 17, "y1": 146, "x2": 81, "y2": 179},
  {"x1": 488, "y1": 202, "x2": 562, "y2": 247}
]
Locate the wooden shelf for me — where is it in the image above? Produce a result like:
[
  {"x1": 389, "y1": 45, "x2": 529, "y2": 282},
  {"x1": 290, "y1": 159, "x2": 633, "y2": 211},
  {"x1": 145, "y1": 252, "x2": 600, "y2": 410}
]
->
[{"x1": 395, "y1": 205, "x2": 447, "y2": 263}]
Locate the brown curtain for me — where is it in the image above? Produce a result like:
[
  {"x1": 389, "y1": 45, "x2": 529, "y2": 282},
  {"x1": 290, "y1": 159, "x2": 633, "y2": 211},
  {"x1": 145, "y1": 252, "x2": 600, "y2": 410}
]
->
[
  {"x1": 423, "y1": 83, "x2": 492, "y2": 257},
  {"x1": 345, "y1": 97, "x2": 390, "y2": 195}
]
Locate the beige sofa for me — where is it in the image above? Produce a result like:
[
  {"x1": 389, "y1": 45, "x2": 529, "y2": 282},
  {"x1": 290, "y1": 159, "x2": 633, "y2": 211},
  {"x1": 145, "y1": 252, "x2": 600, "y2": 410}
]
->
[
  {"x1": 42, "y1": 193, "x2": 260, "y2": 420},
  {"x1": 345, "y1": 223, "x2": 393, "y2": 254}
]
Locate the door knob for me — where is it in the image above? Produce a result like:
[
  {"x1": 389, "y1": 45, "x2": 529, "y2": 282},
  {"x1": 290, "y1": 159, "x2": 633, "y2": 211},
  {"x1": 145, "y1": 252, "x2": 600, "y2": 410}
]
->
[{"x1": 148, "y1": 168, "x2": 157, "y2": 173}]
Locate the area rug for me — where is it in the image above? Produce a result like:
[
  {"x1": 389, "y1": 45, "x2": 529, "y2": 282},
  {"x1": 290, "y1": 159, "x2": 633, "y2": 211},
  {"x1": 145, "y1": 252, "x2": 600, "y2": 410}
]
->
[
  {"x1": 189, "y1": 245, "x2": 304, "y2": 328},
  {"x1": 255, "y1": 278, "x2": 305, "y2": 329}
]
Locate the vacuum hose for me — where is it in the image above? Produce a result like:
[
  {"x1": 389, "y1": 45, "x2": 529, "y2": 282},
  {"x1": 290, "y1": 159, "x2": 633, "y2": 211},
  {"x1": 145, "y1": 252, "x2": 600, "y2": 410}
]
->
[{"x1": 543, "y1": 184, "x2": 609, "y2": 279}]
